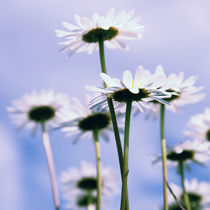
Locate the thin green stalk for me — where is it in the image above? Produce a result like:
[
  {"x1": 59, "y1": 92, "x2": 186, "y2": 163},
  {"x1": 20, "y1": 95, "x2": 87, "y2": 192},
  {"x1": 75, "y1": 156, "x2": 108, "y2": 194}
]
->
[
  {"x1": 98, "y1": 38, "x2": 107, "y2": 74},
  {"x1": 160, "y1": 104, "x2": 168, "y2": 210},
  {"x1": 179, "y1": 161, "x2": 191, "y2": 210},
  {"x1": 41, "y1": 122, "x2": 60, "y2": 210},
  {"x1": 93, "y1": 129, "x2": 101, "y2": 210},
  {"x1": 120, "y1": 101, "x2": 132, "y2": 210},
  {"x1": 98, "y1": 39, "x2": 129, "y2": 209},
  {"x1": 98, "y1": 38, "x2": 124, "y2": 176},
  {"x1": 107, "y1": 98, "x2": 130, "y2": 209},
  {"x1": 107, "y1": 97, "x2": 124, "y2": 175}
]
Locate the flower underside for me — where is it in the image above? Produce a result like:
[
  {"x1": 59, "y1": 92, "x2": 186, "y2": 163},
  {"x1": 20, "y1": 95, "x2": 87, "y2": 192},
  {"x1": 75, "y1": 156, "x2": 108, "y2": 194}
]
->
[
  {"x1": 152, "y1": 89, "x2": 180, "y2": 104},
  {"x1": 181, "y1": 192, "x2": 202, "y2": 203},
  {"x1": 82, "y1": 27, "x2": 119, "y2": 43},
  {"x1": 77, "y1": 177, "x2": 97, "y2": 191},
  {"x1": 77, "y1": 194, "x2": 97, "y2": 207},
  {"x1": 167, "y1": 150, "x2": 194, "y2": 162},
  {"x1": 168, "y1": 192, "x2": 202, "y2": 210},
  {"x1": 111, "y1": 88, "x2": 150, "y2": 103},
  {"x1": 168, "y1": 203, "x2": 183, "y2": 210},
  {"x1": 206, "y1": 129, "x2": 210, "y2": 141},
  {"x1": 164, "y1": 94, "x2": 180, "y2": 103},
  {"x1": 28, "y1": 105, "x2": 55, "y2": 123},
  {"x1": 78, "y1": 113, "x2": 111, "y2": 131}
]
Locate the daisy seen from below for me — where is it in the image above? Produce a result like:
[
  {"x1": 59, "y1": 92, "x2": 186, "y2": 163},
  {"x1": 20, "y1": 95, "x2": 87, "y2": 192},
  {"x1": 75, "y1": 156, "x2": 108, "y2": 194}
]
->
[
  {"x1": 57, "y1": 94, "x2": 119, "y2": 210},
  {"x1": 7, "y1": 89, "x2": 70, "y2": 210},
  {"x1": 164, "y1": 140, "x2": 210, "y2": 167},
  {"x1": 154, "y1": 139, "x2": 210, "y2": 210},
  {"x1": 184, "y1": 108, "x2": 210, "y2": 143},
  {"x1": 60, "y1": 161, "x2": 119, "y2": 210},
  {"x1": 168, "y1": 179, "x2": 210, "y2": 210},
  {"x1": 55, "y1": 8, "x2": 144, "y2": 55},
  {"x1": 86, "y1": 66, "x2": 171, "y2": 209},
  {"x1": 148, "y1": 65, "x2": 206, "y2": 115},
  {"x1": 57, "y1": 94, "x2": 117, "y2": 142},
  {"x1": 7, "y1": 89, "x2": 70, "y2": 132},
  {"x1": 86, "y1": 65, "x2": 171, "y2": 113},
  {"x1": 165, "y1": 140, "x2": 210, "y2": 210}
]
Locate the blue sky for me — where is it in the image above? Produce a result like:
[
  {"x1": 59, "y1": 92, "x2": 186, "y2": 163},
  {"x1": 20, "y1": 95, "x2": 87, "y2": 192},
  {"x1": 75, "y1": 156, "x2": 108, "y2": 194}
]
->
[{"x1": 1, "y1": 0, "x2": 210, "y2": 209}]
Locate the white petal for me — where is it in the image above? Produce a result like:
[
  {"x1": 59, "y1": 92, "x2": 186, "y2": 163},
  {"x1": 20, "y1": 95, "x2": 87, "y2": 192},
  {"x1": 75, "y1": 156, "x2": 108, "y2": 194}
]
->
[
  {"x1": 80, "y1": 17, "x2": 93, "y2": 30},
  {"x1": 62, "y1": 22, "x2": 79, "y2": 30},
  {"x1": 100, "y1": 73, "x2": 119, "y2": 87},
  {"x1": 122, "y1": 70, "x2": 133, "y2": 88},
  {"x1": 129, "y1": 88, "x2": 139, "y2": 94}
]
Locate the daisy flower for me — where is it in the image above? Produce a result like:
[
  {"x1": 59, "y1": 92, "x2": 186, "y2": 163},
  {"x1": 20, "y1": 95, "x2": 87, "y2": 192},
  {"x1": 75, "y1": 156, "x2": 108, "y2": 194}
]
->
[
  {"x1": 60, "y1": 161, "x2": 119, "y2": 209},
  {"x1": 165, "y1": 140, "x2": 210, "y2": 167},
  {"x1": 184, "y1": 108, "x2": 210, "y2": 143},
  {"x1": 149, "y1": 65, "x2": 206, "y2": 114},
  {"x1": 86, "y1": 65, "x2": 171, "y2": 113},
  {"x1": 168, "y1": 179, "x2": 210, "y2": 210},
  {"x1": 55, "y1": 8, "x2": 144, "y2": 55},
  {"x1": 7, "y1": 89, "x2": 70, "y2": 209},
  {"x1": 7, "y1": 89, "x2": 70, "y2": 132},
  {"x1": 56, "y1": 94, "x2": 120, "y2": 142}
]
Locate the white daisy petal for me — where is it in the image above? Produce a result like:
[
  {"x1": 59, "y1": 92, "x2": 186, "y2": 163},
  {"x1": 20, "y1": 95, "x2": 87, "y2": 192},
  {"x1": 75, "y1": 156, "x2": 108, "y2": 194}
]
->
[
  {"x1": 122, "y1": 70, "x2": 133, "y2": 88},
  {"x1": 56, "y1": 9, "x2": 144, "y2": 55}
]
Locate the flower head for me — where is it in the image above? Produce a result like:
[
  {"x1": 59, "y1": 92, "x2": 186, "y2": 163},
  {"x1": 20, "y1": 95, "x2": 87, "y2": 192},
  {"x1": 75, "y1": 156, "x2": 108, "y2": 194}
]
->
[
  {"x1": 149, "y1": 65, "x2": 205, "y2": 114},
  {"x1": 7, "y1": 90, "x2": 70, "y2": 131},
  {"x1": 86, "y1": 66, "x2": 171, "y2": 113},
  {"x1": 60, "y1": 161, "x2": 119, "y2": 209},
  {"x1": 168, "y1": 179, "x2": 210, "y2": 210},
  {"x1": 55, "y1": 8, "x2": 144, "y2": 55},
  {"x1": 57, "y1": 94, "x2": 119, "y2": 142},
  {"x1": 166, "y1": 140, "x2": 210, "y2": 167},
  {"x1": 184, "y1": 108, "x2": 210, "y2": 143}
]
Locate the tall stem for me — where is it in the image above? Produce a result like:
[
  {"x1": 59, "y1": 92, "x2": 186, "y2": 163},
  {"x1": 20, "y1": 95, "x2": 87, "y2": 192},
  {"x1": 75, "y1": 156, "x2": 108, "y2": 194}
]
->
[
  {"x1": 107, "y1": 97, "x2": 124, "y2": 176},
  {"x1": 160, "y1": 104, "x2": 168, "y2": 210},
  {"x1": 98, "y1": 39, "x2": 129, "y2": 209},
  {"x1": 179, "y1": 161, "x2": 191, "y2": 210},
  {"x1": 93, "y1": 130, "x2": 101, "y2": 210},
  {"x1": 120, "y1": 101, "x2": 132, "y2": 210},
  {"x1": 41, "y1": 122, "x2": 59, "y2": 210}
]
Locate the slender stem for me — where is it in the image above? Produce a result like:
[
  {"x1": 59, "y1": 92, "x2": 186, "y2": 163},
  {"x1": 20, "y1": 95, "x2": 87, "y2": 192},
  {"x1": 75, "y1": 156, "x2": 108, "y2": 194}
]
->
[
  {"x1": 120, "y1": 101, "x2": 132, "y2": 210},
  {"x1": 108, "y1": 97, "x2": 130, "y2": 209},
  {"x1": 98, "y1": 38, "x2": 124, "y2": 174},
  {"x1": 98, "y1": 39, "x2": 129, "y2": 209},
  {"x1": 179, "y1": 161, "x2": 191, "y2": 210},
  {"x1": 107, "y1": 97, "x2": 124, "y2": 176},
  {"x1": 160, "y1": 104, "x2": 168, "y2": 210},
  {"x1": 93, "y1": 129, "x2": 101, "y2": 210},
  {"x1": 98, "y1": 38, "x2": 107, "y2": 74},
  {"x1": 41, "y1": 122, "x2": 59, "y2": 210}
]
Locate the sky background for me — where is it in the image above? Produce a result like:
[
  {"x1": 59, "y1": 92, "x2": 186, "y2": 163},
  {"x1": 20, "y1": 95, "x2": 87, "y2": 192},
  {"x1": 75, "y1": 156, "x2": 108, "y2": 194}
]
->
[{"x1": 1, "y1": 0, "x2": 210, "y2": 209}]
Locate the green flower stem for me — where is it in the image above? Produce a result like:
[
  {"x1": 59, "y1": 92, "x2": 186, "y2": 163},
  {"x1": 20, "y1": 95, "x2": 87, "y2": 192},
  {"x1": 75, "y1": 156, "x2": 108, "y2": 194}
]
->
[
  {"x1": 120, "y1": 101, "x2": 132, "y2": 210},
  {"x1": 41, "y1": 122, "x2": 59, "y2": 210},
  {"x1": 98, "y1": 38, "x2": 107, "y2": 74},
  {"x1": 98, "y1": 39, "x2": 124, "y2": 176},
  {"x1": 98, "y1": 39, "x2": 129, "y2": 209},
  {"x1": 107, "y1": 97, "x2": 124, "y2": 175},
  {"x1": 179, "y1": 161, "x2": 191, "y2": 210},
  {"x1": 93, "y1": 129, "x2": 102, "y2": 210},
  {"x1": 160, "y1": 104, "x2": 168, "y2": 210}
]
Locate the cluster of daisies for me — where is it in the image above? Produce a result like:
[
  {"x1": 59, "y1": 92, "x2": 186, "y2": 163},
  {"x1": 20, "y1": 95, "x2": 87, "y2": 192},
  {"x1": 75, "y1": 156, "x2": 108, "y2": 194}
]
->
[{"x1": 7, "y1": 8, "x2": 210, "y2": 210}]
